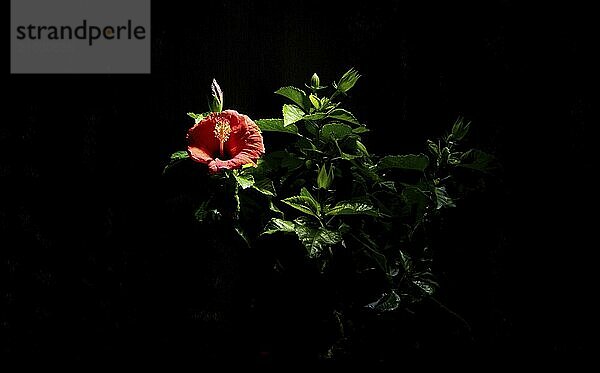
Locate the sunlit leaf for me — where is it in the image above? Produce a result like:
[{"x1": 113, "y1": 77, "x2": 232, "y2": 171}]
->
[
  {"x1": 434, "y1": 186, "x2": 455, "y2": 209},
  {"x1": 294, "y1": 225, "x2": 342, "y2": 258},
  {"x1": 252, "y1": 178, "x2": 276, "y2": 196},
  {"x1": 321, "y1": 123, "x2": 353, "y2": 142},
  {"x1": 325, "y1": 200, "x2": 379, "y2": 216},
  {"x1": 256, "y1": 119, "x2": 299, "y2": 135},
  {"x1": 233, "y1": 172, "x2": 255, "y2": 189},
  {"x1": 262, "y1": 218, "x2": 296, "y2": 235},
  {"x1": 275, "y1": 86, "x2": 310, "y2": 111},
  {"x1": 458, "y1": 149, "x2": 498, "y2": 173},
  {"x1": 376, "y1": 154, "x2": 429, "y2": 172},
  {"x1": 283, "y1": 104, "x2": 305, "y2": 126},
  {"x1": 365, "y1": 291, "x2": 401, "y2": 312},
  {"x1": 328, "y1": 109, "x2": 361, "y2": 126}
]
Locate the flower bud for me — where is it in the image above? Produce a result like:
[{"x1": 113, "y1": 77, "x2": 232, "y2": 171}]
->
[
  {"x1": 311, "y1": 73, "x2": 320, "y2": 89},
  {"x1": 209, "y1": 79, "x2": 223, "y2": 113}
]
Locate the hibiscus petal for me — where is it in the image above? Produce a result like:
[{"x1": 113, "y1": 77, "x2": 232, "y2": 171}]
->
[
  {"x1": 187, "y1": 115, "x2": 220, "y2": 164},
  {"x1": 187, "y1": 110, "x2": 264, "y2": 174}
]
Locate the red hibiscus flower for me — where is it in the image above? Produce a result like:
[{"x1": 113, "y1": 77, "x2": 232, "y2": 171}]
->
[{"x1": 187, "y1": 110, "x2": 265, "y2": 174}]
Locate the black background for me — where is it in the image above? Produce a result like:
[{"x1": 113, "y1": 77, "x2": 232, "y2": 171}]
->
[{"x1": 2, "y1": 0, "x2": 595, "y2": 365}]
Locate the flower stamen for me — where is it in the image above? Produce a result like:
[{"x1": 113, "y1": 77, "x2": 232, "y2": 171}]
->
[{"x1": 214, "y1": 118, "x2": 231, "y2": 157}]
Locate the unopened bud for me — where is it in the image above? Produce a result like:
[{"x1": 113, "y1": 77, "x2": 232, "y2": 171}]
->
[{"x1": 311, "y1": 73, "x2": 320, "y2": 89}]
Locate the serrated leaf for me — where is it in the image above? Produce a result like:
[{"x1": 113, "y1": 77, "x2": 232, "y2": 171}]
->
[
  {"x1": 256, "y1": 119, "x2": 298, "y2": 135},
  {"x1": 458, "y1": 149, "x2": 498, "y2": 173},
  {"x1": 427, "y1": 140, "x2": 440, "y2": 156},
  {"x1": 352, "y1": 232, "x2": 388, "y2": 275},
  {"x1": 300, "y1": 187, "x2": 321, "y2": 215},
  {"x1": 234, "y1": 225, "x2": 251, "y2": 248},
  {"x1": 275, "y1": 86, "x2": 310, "y2": 111},
  {"x1": 352, "y1": 126, "x2": 370, "y2": 134},
  {"x1": 233, "y1": 172, "x2": 255, "y2": 189},
  {"x1": 163, "y1": 151, "x2": 190, "y2": 174},
  {"x1": 356, "y1": 141, "x2": 369, "y2": 156},
  {"x1": 187, "y1": 112, "x2": 207, "y2": 124},
  {"x1": 253, "y1": 178, "x2": 276, "y2": 196},
  {"x1": 294, "y1": 225, "x2": 342, "y2": 258},
  {"x1": 434, "y1": 186, "x2": 456, "y2": 209},
  {"x1": 379, "y1": 180, "x2": 397, "y2": 192},
  {"x1": 283, "y1": 104, "x2": 305, "y2": 126},
  {"x1": 320, "y1": 123, "x2": 353, "y2": 142},
  {"x1": 282, "y1": 196, "x2": 319, "y2": 218},
  {"x1": 304, "y1": 120, "x2": 319, "y2": 136},
  {"x1": 328, "y1": 109, "x2": 361, "y2": 126},
  {"x1": 413, "y1": 279, "x2": 436, "y2": 296},
  {"x1": 170, "y1": 151, "x2": 189, "y2": 161},
  {"x1": 365, "y1": 291, "x2": 401, "y2": 312},
  {"x1": 325, "y1": 200, "x2": 379, "y2": 216},
  {"x1": 376, "y1": 154, "x2": 429, "y2": 172},
  {"x1": 269, "y1": 200, "x2": 284, "y2": 219},
  {"x1": 262, "y1": 218, "x2": 296, "y2": 235},
  {"x1": 303, "y1": 112, "x2": 328, "y2": 121},
  {"x1": 194, "y1": 201, "x2": 210, "y2": 223},
  {"x1": 401, "y1": 187, "x2": 428, "y2": 225},
  {"x1": 309, "y1": 94, "x2": 321, "y2": 110}
]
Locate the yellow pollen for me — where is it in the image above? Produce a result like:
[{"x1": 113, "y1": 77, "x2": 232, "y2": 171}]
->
[{"x1": 214, "y1": 118, "x2": 231, "y2": 157}]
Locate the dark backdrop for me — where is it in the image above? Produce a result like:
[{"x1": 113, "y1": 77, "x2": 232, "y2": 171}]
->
[{"x1": 2, "y1": 0, "x2": 594, "y2": 365}]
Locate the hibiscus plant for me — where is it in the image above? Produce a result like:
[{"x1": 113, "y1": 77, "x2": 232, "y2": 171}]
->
[{"x1": 164, "y1": 69, "x2": 495, "y2": 358}]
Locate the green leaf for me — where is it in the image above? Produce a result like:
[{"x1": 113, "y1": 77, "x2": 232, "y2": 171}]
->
[
  {"x1": 434, "y1": 186, "x2": 456, "y2": 209},
  {"x1": 340, "y1": 152, "x2": 361, "y2": 160},
  {"x1": 376, "y1": 154, "x2": 429, "y2": 172},
  {"x1": 253, "y1": 178, "x2": 276, "y2": 196},
  {"x1": 325, "y1": 200, "x2": 379, "y2": 216},
  {"x1": 379, "y1": 181, "x2": 397, "y2": 192},
  {"x1": 365, "y1": 291, "x2": 401, "y2": 312},
  {"x1": 328, "y1": 109, "x2": 361, "y2": 126},
  {"x1": 300, "y1": 187, "x2": 321, "y2": 215},
  {"x1": 187, "y1": 112, "x2": 207, "y2": 124},
  {"x1": 303, "y1": 112, "x2": 328, "y2": 121},
  {"x1": 401, "y1": 187, "x2": 428, "y2": 225},
  {"x1": 269, "y1": 200, "x2": 284, "y2": 218},
  {"x1": 256, "y1": 119, "x2": 298, "y2": 135},
  {"x1": 262, "y1": 218, "x2": 296, "y2": 235},
  {"x1": 275, "y1": 86, "x2": 310, "y2": 111},
  {"x1": 317, "y1": 164, "x2": 333, "y2": 189},
  {"x1": 282, "y1": 196, "x2": 319, "y2": 218},
  {"x1": 304, "y1": 120, "x2": 319, "y2": 136},
  {"x1": 194, "y1": 201, "x2": 210, "y2": 223},
  {"x1": 352, "y1": 127, "x2": 370, "y2": 134},
  {"x1": 356, "y1": 141, "x2": 369, "y2": 156},
  {"x1": 233, "y1": 172, "x2": 255, "y2": 189},
  {"x1": 169, "y1": 151, "x2": 189, "y2": 161},
  {"x1": 282, "y1": 104, "x2": 305, "y2": 126},
  {"x1": 163, "y1": 151, "x2": 190, "y2": 174},
  {"x1": 458, "y1": 149, "x2": 498, "y2": 173},
  {"x1": 320, "y1": 123, "x2": 353, "y2": 142},
  {"x1": 336, "y1": 68, "x2": 361, "y2": 93},
  {"x1": 427, "y1": 140, "x2": 440, "y2": 157},
  {"x1": 413, "y1": 278, "x2": 436, "y2": 296},
  {"x1": 294, "y1": 225, "x2": 342, "y2": 258},
  {"x1": 234, "y1": 226, "x2": 251, "y2": 248},
  {"x1": 309, "y1": 94, "x2": 321, "y2": 110},
  {"x1": 352, "y1": 232, "x2": 389, "y2": 275}
]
